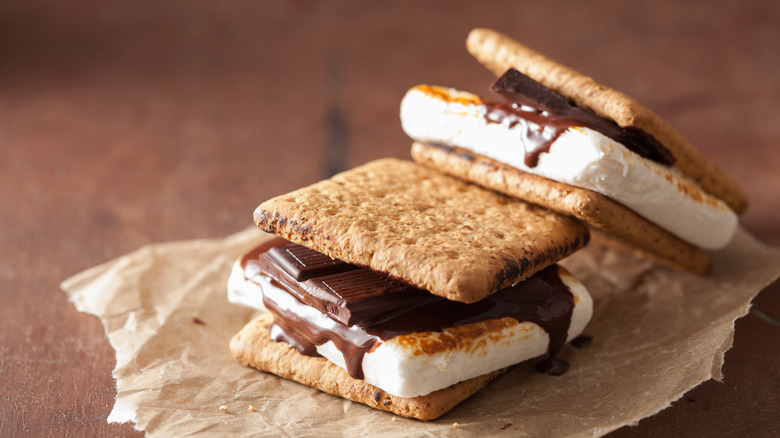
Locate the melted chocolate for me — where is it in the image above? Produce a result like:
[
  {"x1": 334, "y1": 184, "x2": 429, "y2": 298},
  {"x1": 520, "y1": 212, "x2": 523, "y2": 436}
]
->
[
  {"x1": 486, "y1": 68, "x2": 675, "y2": 168},
  {"x1": 262, "y1": 280, "x2": 382, "y2": 378},
  {"x1": 571, "y1": 335, "x2": 593, "y2": 348},
  {"x1": 535, "y1": 357, "x2": 569, "y2": 376},
  {"x1": 243, "y1": 242, "x2": 576, "y2": 380}
]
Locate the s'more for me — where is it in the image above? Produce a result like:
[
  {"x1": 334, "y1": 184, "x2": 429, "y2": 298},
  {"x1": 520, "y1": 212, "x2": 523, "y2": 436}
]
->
[
  {"x1": 229, "y1": 159, "x2": 594, "y2": 420},
  {"x1": 400, "y1": 28, "x2": 748, "y2": 274}
]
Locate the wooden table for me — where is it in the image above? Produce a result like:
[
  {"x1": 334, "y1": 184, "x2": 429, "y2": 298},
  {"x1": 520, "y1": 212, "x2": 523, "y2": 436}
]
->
[{"x1": 2, "y1": 1, "x2": 778, "y2": 436}]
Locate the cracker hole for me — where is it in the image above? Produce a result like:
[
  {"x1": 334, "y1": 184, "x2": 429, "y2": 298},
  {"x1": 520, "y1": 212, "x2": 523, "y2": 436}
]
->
[{"x1": 363, "y1": 222, "x2": 378, "y2": 232}]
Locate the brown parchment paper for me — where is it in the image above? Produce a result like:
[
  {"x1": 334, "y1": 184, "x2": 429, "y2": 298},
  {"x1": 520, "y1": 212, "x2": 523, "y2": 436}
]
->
[{"x1": 61, "y1": 227, "x2": 780, "y2": 437}]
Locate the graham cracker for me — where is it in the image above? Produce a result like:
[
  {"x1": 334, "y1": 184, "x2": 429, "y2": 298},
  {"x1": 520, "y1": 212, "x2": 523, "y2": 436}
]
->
[
  {"x1": 230, "y1": 313, "x2": 508, "y2": 421},
  {"x1": 466, "y1": 28, "x2": 748, "y2": 215},
  {"x1": 254, "y1": 158, "x2": 589, "y2": 303},
  {"x1": 411, "y1": 142, "x2": 711, "y2": 275}
]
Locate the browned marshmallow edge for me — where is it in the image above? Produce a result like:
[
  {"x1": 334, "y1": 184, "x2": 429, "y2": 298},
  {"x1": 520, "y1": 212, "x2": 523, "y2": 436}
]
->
[
  {"x1": 466, "y1": 28, "x2": 748, "y2": 214},
  {"x1": 411, "y1": 142, "x2": 711, "y2": 274},
  {"x1": 230, "y1": 313, "x2": 508, "y2": 421},
  {"x1": 254, "y1": 158, "x2": 589, "y2": 303}
]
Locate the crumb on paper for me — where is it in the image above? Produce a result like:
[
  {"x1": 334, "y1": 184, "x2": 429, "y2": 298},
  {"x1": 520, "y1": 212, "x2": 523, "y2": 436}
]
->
[
  {"x1": 248, "y1": 405, "x2": 257, "y2": 412},
  {"x1": 501, "y1": 422, "x2": 512, "y2": 430},
  {"x1": 453, "y1": 422, "x2": 460, "y2": 428},
  {"x1": 391, "y1": 416, "x2": 397, "y2": 421},
  {"x1": 219, "y1": 405, "x2": 229, "y2": 413},
  {"x1": 193, "y1": 317, "x2": 206, "y2": 325}
]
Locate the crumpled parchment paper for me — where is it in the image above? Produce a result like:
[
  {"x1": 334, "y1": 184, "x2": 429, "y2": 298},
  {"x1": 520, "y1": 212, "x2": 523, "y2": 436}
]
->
[{"x1": 61, "y1": 227, "x2": 780, "y2": 437}]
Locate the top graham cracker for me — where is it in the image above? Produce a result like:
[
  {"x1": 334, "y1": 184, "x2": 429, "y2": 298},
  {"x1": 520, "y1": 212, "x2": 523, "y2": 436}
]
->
[
  {"x1": 466, "y1": 28, "x2": 748, "y2": 214},
  {"x1": 254, "y1": 158, "x2": 589, "y2": 303}
]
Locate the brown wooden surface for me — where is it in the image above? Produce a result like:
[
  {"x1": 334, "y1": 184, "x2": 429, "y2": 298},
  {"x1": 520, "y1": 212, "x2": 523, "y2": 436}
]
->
[{"x1": 1, "y1": 1, "x2": 778, "y2": 436}]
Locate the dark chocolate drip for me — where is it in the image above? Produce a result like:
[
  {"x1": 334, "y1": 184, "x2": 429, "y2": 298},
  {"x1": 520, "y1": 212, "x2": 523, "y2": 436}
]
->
[
  {"x1": 535, "y1": 357, "x2": 569, "y2": 376},
  {"x1": 262, "y1": 279, "x2": 380, "y2": 378},
  {"x1": 486, "y1": 68, "x2": 675, "y2": 168},
  {"x1": 246, "y1": 241, "x2": 577, "y2": 380},
  {"x1": 571, "y1": 335, "x2": 593, "y2": 348}
]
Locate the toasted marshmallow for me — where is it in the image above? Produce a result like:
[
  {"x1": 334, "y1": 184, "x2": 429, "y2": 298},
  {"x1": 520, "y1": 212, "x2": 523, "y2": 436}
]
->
[
  {"x1": 400, "y1": 85, "x2": 738, "y2": 250},
  {"x1": 237, "y1": 267, "x2": 592, "y2": 398}
]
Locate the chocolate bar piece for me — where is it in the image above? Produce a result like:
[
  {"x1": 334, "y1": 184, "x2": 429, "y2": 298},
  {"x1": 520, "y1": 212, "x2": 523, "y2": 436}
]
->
[
  {"x1": 488, "y1": 68, "x2": 673, "y2": 167},
  {"x1": 251, "y1": 243, "x2": 436, "y2": 326},
  {"x1": 265, "y1": 244, "x2": 355, "y2": 281}
]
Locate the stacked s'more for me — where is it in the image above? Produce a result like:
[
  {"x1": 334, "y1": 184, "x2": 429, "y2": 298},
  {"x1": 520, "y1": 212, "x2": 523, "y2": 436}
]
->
[
  {"x1": 402, "y1": 28, "x2": 748, "y2": 274},
  {"x1": 229, "y1": 159, "x2": 594, "y2": 420},
  {"x1": 228, "y1": 28, "x2": 747, "y2": 420}
]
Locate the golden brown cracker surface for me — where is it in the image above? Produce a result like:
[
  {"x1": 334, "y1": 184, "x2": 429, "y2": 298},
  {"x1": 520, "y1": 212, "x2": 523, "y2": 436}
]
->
[
  {"x1": 230, "y1": 314, "x2": 508, "y2": 421},
  {"x1": 254, "y1": 158, "x2": 588, "y2": 303},
  {"x1": 466, "y1": 28, "x2": 747, "y2": 214},
  {"x1": 411, "y1": 142, "x2": 711, "y2": 274}
]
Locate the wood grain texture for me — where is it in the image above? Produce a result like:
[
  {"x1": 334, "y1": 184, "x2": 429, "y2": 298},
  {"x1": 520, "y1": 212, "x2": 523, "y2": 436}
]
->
[{"x1": 0, "y1": 0, "x2": 778, "y2": 436}]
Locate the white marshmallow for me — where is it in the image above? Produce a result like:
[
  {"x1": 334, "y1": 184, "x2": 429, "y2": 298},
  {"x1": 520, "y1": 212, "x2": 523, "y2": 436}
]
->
[
  {"x1": 227, "y1": 260, "x2": 265, "y2": 310},
  {"x1": 400, "y1": 85, "x2": 738, "y2": 250}
]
